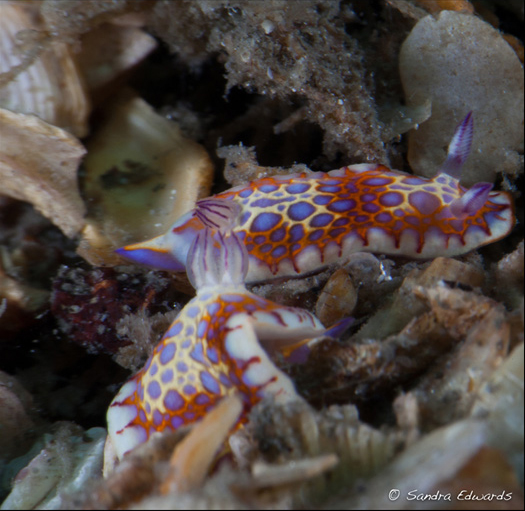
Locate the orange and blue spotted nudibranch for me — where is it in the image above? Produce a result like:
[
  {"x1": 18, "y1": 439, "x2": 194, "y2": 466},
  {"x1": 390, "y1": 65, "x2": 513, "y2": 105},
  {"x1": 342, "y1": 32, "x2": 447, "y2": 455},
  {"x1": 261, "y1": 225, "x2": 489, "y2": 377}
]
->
[
  {"x1": 116, "y1": 113, "x2": 515, "y2": 284},
  {"x1": 107, "y1": 229, "x2": 349, "y2": 459}
]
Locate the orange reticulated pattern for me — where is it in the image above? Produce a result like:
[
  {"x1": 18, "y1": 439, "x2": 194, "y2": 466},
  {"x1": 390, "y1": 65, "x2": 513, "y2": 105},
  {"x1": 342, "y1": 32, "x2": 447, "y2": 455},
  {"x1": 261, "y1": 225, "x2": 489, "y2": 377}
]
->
[
  {"x1": 112, "y1": 290, "x2": 300, "y2": 440},
  {"x1": 218, "y1": 166, "x2": 513, "y2": 272}
]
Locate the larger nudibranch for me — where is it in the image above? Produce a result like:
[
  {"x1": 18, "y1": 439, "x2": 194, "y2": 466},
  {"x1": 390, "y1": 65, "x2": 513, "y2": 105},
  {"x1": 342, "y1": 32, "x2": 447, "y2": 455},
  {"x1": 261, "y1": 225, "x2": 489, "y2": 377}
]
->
[
  {"x1": 116, "y1": 113, "x2": 515, "y2": 283},
  {"x1": 107, "y1": 229, "x2": 348, "y2": 460}
]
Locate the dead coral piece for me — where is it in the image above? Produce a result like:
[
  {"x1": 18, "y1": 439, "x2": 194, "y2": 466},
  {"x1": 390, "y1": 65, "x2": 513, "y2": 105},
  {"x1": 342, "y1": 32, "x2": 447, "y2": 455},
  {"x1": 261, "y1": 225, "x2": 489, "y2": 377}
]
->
[
  {"x1": 149, "y1": 0, "x2": 387, "y2": 163},
  {"x1": 248, "y1": 400, "x2": 406, "y2": 507},
  {"x1": 291, "y1": 280, "x2": 501, "y2": 406},
  {"x1": 1, "y1": 423, "x2": 106, "y2": 511},
  {"x1": 471, "y1": 342, "x2": 524, "y2": 481},
  {"x1": 218, "y1": 144, "x2": 309, "y2": 188},
  {"x1": 113, "y1": 307, "x2": 180, "y2": 372},
  {"x1": 75, "y1": 429, "x2": 187, "y2": 509},
  {"x1": 399, "y1": 11, "x2": 524, "y2": 185},
  {"x1": 78, "y1": 94, "x2": 214, "y2": 266},
  {"x1": 491, "y1": 240, "x2": 524, "y2": 309},
  {"x1": 355, "y1": 256, "x2": 484, "y2": 341},
  {"x1": 0, "y1": 108, "x2": 86, "y2": 237},
  {"x1": 0, "y1": 2, "x2": 90, "y2": 138},
  {"x1": 329, "y1": 419, "x2": 488, "y2": 509},
  {"x1": 411, "y1": 296, "x2": 510, "y2": 429}
]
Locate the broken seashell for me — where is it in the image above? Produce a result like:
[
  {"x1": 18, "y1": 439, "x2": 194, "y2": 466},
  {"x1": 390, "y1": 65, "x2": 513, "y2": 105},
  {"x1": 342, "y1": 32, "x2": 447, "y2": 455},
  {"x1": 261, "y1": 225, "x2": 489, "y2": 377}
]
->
[
  {"x1": 78, "y1": 93, "x2": 214, "y2": 266},
  {"x1": 355, "y1": 257, "x2": 485, "y2": 341},
  {"x1": 0, "y1": 423, "x2": 106, "y2": 510},
  {"x1": 0, "y1": 2, "x2": 90, "y2": 138},
  {"x1": 0, "y1": 107, "x2": 87, "y2": 237},
  {"x1": 76, "y1": 22, "x2": 157, "y2": 104}
]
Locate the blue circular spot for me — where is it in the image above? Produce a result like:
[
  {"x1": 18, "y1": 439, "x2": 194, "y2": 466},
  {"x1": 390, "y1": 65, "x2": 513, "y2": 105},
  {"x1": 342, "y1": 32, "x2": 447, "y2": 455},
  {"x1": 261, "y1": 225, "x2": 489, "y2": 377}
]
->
[
  {"x1": 254, "y1": 235, "x2": 266, "y2": 245},
  {"x1": 177, "y1": 361, "x2": 188, "y2": 373},
  {"x1": 376, "y1": 212, "x2": 392, "y2": 223},
  {"x1": 251, "y1": 212, "x2": 281, "y2": 232},
  {"x1": 200, "y1": 371, "x2": 221, "y2": 395},
  {"x1": 361, "y1": 177, "x2": 393, "y2": 187},
  {"x1": 328, "y1": 228, "x2": 346, "y2": 238},
  {"x1": 333, "y1": 217, "x2": 349, "y2": 227},
  {"x1": 153, "y1": 409, "x2": 163, "y2": 426},
  {"x1": 159, "y1": 343, "x2": 176, "y2": 365},
  {"x1": 270, "y1": 227, "x2": 286, "y2": 242},
  {"x1": 239, "y1": 211, "x2": 251, "y2": 225},
  {"x1": 289, "y1": 224, "x2": 304, "y2": 242},
  {"x1": 272, "y1": 246, "x2": 287, "y2": 257},
  {"x1": 171, "y1": 416, "x2": 184, "y2": 428},
  {"x1": 313, "y1": 194, "x2": 332, "y2": 206},
  {"x1": 310, "y1": 213, "x2": 333, "y2": 227},
  {"x1": 147, "y1": 380, "x2": 161, "y2": 399},
  {"x1": 286, "y1": 183, "x2": 310, "y2": 194},
  {"x1": 207, "y1": 347, "x2": 219, "y2": 363},
  {"x1": 207, "y1": 302, "x2": 221, "y2": 315},
  {"x1": 363, "y1": 203, "x2": 380, "y2": 213},
  {"x1": 167, "y1": 321, "x2": 183, "y2": 338},
  {"x1": 259, "y1": 184, "x2": 279, "y2": 193},
  {"x1": 288, "y1": 201, "x2": 315, "y2": 221},
  {"x1": 197, "y1": 319, "x2": 208, "y2": 337},
  {"x1": 164, "y1": 389, "x2": 184, "y2": 411},
  {"x1": 161, "y1": 369, "x2": 174, "y2": 383},
  {"x1": 149, "y1": 363, "x2": 158, "y2": 376},
  {"x1": 260, "y1": 243, "x2": 272, "y2": 253},
  {"x1": 239, "y1": 188, "x2": 253, "y2": 198},
  {"x1": 327, "y1": 199, "x2": 356, "y2": 213},
  {"x1": 318, "y1": 185, "x2": 341, "y2": 193},
  {"x1": 309, "y1": 230, "x2": 324, "y2": 241},
  {"x1": 195, "y1": 393, "x2": 210, "y2": 405},
  {"x1": 183, "y1": 384, "x2": 197, "y2": 395}
]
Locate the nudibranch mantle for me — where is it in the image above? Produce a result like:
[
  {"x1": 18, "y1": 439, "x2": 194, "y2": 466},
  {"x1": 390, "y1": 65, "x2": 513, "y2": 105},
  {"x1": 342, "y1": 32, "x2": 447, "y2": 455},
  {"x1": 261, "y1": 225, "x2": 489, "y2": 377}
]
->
[
  {"x1": 107, "y1": 230, "x2": 344, "y2": 460},
  {"x1": 117, "y1": 114, "x2": 515, "y2": 284}
]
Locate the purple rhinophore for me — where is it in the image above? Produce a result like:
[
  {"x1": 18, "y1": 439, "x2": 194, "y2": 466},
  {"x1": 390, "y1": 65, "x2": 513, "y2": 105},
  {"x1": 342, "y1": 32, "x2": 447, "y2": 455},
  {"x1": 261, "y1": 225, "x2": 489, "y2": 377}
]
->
[
  {"x1": 450, "y1": 182, "x2": 493, "y2": 218},
  {"x1": 440, "y1": 112, "x2": 473, "y2": 179}
]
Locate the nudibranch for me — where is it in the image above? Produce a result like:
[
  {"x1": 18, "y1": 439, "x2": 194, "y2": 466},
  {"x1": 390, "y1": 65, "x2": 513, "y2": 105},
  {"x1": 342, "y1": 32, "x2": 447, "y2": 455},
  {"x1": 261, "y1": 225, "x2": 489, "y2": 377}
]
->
[
  {"x1": 116, "y1": 113, "x2": 515, "y2": 283},
  {"x1": 107, "y1": 229, "x2": 349, "y2": 459}
]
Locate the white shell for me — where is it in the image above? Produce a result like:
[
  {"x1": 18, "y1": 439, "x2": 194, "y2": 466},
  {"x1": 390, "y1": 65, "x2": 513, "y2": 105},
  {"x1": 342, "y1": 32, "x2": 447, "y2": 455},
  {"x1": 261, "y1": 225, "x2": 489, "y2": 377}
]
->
[{"x1": 0, "y1": 2, "x2": 90, "y2": 137}]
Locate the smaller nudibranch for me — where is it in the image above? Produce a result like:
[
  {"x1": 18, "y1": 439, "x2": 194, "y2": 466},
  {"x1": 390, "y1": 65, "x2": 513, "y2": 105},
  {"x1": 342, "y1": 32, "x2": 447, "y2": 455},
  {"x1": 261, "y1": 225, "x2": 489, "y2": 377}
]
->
[
  {"x1": 116, "y1": 113, "x2": 515, "y2": 283},
  {"x1": 107, "y1": 229, "x2": 350, "y2": 460}
]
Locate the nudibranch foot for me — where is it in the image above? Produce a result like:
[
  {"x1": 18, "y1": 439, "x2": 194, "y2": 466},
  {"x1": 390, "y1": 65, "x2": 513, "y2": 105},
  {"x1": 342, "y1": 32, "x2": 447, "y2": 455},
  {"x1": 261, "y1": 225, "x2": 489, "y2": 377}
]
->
[
  {"x1": 115, "y1": 113, "x2": 515, "y2": 284},
  {"x1": 108, "y1": 229, "x2": 341, "y2": 460}
]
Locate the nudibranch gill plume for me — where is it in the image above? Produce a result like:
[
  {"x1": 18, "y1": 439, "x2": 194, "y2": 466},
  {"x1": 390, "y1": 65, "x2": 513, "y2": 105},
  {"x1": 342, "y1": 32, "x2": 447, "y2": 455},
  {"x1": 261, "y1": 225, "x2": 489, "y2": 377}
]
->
[
  {"x1": 116, "y1": 113, "x2": 515, "y2": 283},
  {"x1": 107, "y1": 229, "x2": 349, "y2": 459}
]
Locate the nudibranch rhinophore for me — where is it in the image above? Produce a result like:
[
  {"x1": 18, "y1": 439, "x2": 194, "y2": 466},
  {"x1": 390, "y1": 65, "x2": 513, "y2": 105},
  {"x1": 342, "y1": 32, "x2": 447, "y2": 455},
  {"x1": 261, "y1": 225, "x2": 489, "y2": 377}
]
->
[
  {"x1": 107, "y1": 229, "x2": 350, "y2": 459},
  {"x1": 116, "y1": 113, "x2": 515, "y2": 283}
]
